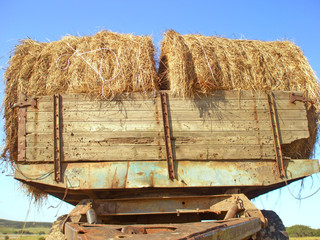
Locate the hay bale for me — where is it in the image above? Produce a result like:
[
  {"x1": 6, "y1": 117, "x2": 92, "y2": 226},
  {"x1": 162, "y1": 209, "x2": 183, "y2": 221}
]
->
[
  {"x1": 159, "y1": 30, "x2": 319, "y2": 158},
  {"x1": 159, "y1": 30, "x2": 319, "y2": 99},
  {"x1": 2, "y1": 31, "x2": 158, "y2": 164}
]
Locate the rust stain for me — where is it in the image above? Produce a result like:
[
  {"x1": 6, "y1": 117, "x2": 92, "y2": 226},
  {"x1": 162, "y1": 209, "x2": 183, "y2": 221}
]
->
[
  {"x1": 155, "y1": 100, "x2": 160, "y2": 125},
  {"x1": 111, "y1": 168, "x2": 119, "y2": 188},
  {"x1": 175, "y1": 137, "x2": 196, "y2": 144},
  {"x1": 91, "y1": 137, "x2": 154, "y2": 145},
  {"x1": 150, "y1": 171, "x2": 154, "y2": 187},
  {"x1": 123, "y1": 162, "x2": 130, "y2": 188},
  {"x1": 253, "y1": 94, "x2": 263, "y2": 158},
  {"x1": 212, "y1": 153, "x2": 218, "y2": 158},
  {"x1": 155, "y1": 101, "x2": 163, "y2": 159}
]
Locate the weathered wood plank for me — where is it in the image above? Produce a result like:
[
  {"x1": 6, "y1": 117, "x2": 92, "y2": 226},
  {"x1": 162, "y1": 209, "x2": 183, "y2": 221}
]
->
[
  {"x1": 26, "y1": 145, "x2": 166, "y2": 161},
  {"x1": 25, "y1": 129, "x2": 309, "y2": 148},
  {"x1": 25, "y1": 143, "x2": 275, "y2": 162},
  {"x1": 166, "y1": 99, "x2": 305, "y2": 111},
  {"x1": 29, "y1": 100, "x2": 159, "y2": 112},
  {"x1": 26, "y1": 109, "x2": 307, "y2": 122},
  {"x1": 174, "y1": 144, "x2": 276, "y2": 160},
  {"x1": 25, "y1": 119, "x2": 308, "y2": 133},
  {"x1": 33, "y1": 90, "x2": 301, "y2": 102},
  {"x1": 27, "y1": 110, "x2": 160, "y2": 122},
  {"x1": 25, "y1": 119, "x2": 309, "y2": 133},
  {"x1": 24, "y1": 91, "x2": 310, "y2": 163},
  {"x1": 28, "y1": 97, "x2": 305, "y2": 112}
]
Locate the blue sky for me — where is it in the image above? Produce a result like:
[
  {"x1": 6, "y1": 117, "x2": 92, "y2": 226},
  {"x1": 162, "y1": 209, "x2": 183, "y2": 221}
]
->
[{"x1": 0, "y1": 0, "x2": 320, "y2": 228}]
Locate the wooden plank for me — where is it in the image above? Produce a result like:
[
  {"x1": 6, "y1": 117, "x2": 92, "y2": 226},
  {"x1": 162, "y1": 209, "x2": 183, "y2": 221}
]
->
[
  {"x1": 26, "y1": 129, "x2": 309, "y2": 148},
  {"x1": 174, "y1": 144, "x2": 275, "y2": 160},
  {"x1": 26, "y1": 108, "x2": 308, "y2": 122},
  {"x1": 27, "y1": 97, "x2": 305, "y2": 112},
  {"x1": 32, "y1": 90, "x2": 299, "y2": 102},
  {"x1": 25, "y1": 144, "x2": 275, "y2": 162},
  {"x1": 27, "y1": 110, "x2": 159, "y2": 122},
  {"x1": 165, "y1": 99, "x2": 305, "y2": 111},
  {"x1": 25, "y1": 119, "x2": 308, "y2": 133},
  {"x1": 24, "y1": 91, "x2": 310, "y2": 163},
  {"x1": 28, "y1": 99, "x2": 160, "y2": 112},
  {"x1": 26, "y1": 145, "x2": 166, "y2": 162}
]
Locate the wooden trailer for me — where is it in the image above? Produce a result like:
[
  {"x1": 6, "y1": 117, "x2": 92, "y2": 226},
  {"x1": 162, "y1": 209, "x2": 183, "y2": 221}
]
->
[{"x1": 13, "y1": 90, "x2": 319, "y2": 239}]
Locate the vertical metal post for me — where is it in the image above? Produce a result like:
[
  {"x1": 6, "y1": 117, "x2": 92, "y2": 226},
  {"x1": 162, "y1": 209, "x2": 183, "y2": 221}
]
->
[
  {"x1": 17, "y1": 93, "x2": 27, "y2": 162},
  {"x1": 53, "y1": 94, "x2": 63, "y2": 182},
  {"x1": 266, "y1": 92, "x2": 285, "y2": 178},
  {"x1": 160, "y1": 92, "x2": 175, "y2": 180}
]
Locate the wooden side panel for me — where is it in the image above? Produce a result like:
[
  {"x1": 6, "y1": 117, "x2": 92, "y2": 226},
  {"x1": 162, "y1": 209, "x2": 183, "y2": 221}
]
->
[{"x1": 25, "y1": 91, "x2": 309, "y2": 162}]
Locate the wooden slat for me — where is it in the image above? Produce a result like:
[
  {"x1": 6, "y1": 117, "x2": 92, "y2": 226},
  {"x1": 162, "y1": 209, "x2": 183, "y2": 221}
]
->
[
  {"x1": 27, "y1": 96, "x2": 305, "y2": 112},
  {"x1": 26, "y1": 130, "x2": 309, "y2": 148},
  {"x1": 25, "y1": 119, "x2": 308, "y2": 133},
  {"x1": 26, "y1": 145, "x2": 166, "y2": 162},
  {"x1": 24, "y1": 91, "x2": 310, "y2": 163},
  {"x1": 32, "y1": 90, "x2": 298, "y2": 102},
  {"x1": 25, "y1": 144, "x2": 276, "y2": 162},
  {"x1": 27, "y1": 110, "x2": 159, "y2": 122},
  {"x1": 26, "y1": 109, "x2": 308, "y2": 122}
]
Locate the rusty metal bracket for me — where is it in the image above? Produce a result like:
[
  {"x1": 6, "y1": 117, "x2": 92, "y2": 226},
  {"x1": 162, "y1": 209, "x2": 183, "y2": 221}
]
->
[
  {"x1": 53, "y1": 94, "x2": 63, "y2": 182},
  {"x1": 11, "y1": 98, "x2": 37, "y2": 109},
  {"x1": 267, "y1": 92, "x2": 285, "y2": 178},
  {"x1": 160, "y1": 91, "x2": 175, "y2": 180},
  {"x1": 16, "y1": 93, "x2": 29, "y2": 162},
  {"x1": 13, "y1": 95, "x2": 38, "y2": 162},
  {"x1": 61, "y1": 199, "x2": 93, "y2": 233},
  {"x1": 290, "y1": 92, "x2": 314, "y2": 104}
]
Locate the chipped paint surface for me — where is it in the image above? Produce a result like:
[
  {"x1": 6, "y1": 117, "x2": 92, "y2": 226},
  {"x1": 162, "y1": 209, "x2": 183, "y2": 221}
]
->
[{"x1": 15, "y1": 159, "x2": 319, "y2": 190}]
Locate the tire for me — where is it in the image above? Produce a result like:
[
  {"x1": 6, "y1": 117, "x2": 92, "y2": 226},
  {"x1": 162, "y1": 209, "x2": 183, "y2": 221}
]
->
[
  {"x1": 46, "y1": 214, "x2": 68, "y2": 240},
  {"x1": 259, "y1": 210, "x2": 289, "y2": 240}
]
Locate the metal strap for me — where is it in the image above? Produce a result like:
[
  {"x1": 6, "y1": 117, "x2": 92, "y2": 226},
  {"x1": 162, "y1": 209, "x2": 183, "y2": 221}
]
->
[
  {"x1": 17, "y1": 93, "x2": 27, "y2": 162},
  {"x1": 53, "y1": 94, "x2": 63, "y2": 182},
  {"x1": 160, "y1": 92, "x2": 175, "y2": 180},
  {"x1": 266, "y1": 92, "x2": 285, "y2": 178}
]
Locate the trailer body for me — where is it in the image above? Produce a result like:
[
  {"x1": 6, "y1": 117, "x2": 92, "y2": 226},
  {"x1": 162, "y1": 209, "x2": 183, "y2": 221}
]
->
[{"x1": 14, "y1": 90, "x2": 319, "y2": 239}]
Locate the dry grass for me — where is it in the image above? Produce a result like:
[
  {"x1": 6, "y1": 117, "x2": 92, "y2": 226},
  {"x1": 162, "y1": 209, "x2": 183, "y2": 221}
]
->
[{"x1": 159, "y1": 30, "x2": 320, "y2": 158}]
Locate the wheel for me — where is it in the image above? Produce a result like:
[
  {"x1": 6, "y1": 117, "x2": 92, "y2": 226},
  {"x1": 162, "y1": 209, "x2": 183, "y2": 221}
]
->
[
  {"x1": 46, "y1": 214, "x2": 68, "y2": 240},
  {"x1": 259, "y1": 210, "x2": 289, "y2": 240}
]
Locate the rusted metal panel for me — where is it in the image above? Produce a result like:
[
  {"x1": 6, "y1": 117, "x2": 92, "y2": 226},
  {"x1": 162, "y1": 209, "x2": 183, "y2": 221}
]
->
[
  {"x1": 90, "y1": 193, "x2": 266, "y2": 226},
  {"x1": 64, "y1": 218, "x2": 261, "y2": 240},
  {"x1": 14, "y1": 159, "x2": 319, "y2": 190}
]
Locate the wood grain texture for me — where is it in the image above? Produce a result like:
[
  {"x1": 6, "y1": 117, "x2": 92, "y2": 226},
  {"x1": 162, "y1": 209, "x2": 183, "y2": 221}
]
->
[{"x1": 24, "y1": 91, "x2": 309, "y2": 162}]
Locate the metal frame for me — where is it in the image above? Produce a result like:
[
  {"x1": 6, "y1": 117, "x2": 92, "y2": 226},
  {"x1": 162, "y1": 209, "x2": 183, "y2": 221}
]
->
[
  {"x1": 61, "y1": 194, "x2": 265, "y2": 239},
  {"x1": 64, "y1": 218, "x2": 261, "y2": 240},
  {"x1": 160, "y1": 91, "x2": 175, "y2": 180},
  {"x1": 53, "y1": 94, "x2": 63, "y2": 182},
  {"x1": 14, "y1": 93, "x2": 38, "y2": 162},
  {"x1": 290, "y1": 92, "x2": 314, "y2": 104},
  {"x1": 267, "y1": 92, "x2": 285, "y2": 178}
]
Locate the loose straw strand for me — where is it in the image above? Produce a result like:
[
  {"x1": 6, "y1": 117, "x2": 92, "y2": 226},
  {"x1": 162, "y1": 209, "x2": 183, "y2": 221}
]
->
[
  {"x1": 194, "y1": 35, "x2": 217, "y2": 84},
  {"x1": 57, "y1": 42, "x2": 122, "y2": 100}
]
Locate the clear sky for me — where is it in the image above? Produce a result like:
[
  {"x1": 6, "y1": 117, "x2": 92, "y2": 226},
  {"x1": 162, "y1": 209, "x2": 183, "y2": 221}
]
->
[{"x1": 0, "y1": 0, "x2": 320, "y2": 228}]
